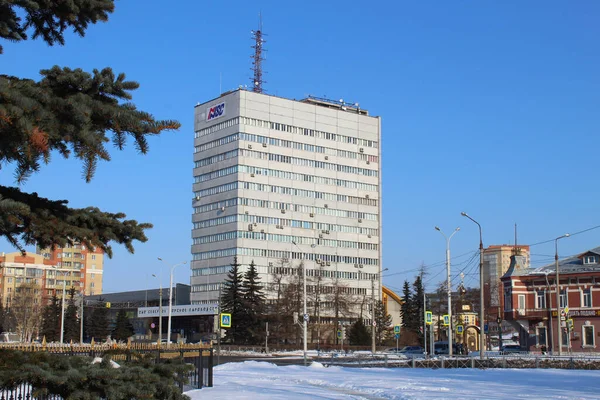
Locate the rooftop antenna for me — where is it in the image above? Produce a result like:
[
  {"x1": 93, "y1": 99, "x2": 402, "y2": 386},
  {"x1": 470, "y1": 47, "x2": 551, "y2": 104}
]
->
[{"x1": 250, "y1": 12, "x2": 266, "y2": 93}]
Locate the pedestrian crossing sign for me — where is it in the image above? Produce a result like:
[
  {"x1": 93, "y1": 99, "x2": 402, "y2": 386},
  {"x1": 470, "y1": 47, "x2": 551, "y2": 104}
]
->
[
  {"x1": 220, "y1": 313, "x2": 232, "y2": 328},
  {"x1": 425, "y1": 311, "x2": 432, "y2": 325},
  {"x1": 443, "y1": 314, "x2": 450, "y2": 326}
]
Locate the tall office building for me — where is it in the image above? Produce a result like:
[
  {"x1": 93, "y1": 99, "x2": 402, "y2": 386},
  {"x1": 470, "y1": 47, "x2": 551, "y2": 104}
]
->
[{"x1": 191, "y1": 89, "x2": 382, "y2": 314}]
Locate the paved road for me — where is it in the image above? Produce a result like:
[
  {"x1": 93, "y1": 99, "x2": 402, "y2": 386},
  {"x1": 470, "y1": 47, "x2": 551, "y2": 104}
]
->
[{"x1": 214, "y1": 354, "x2": 308, "y2": 366}]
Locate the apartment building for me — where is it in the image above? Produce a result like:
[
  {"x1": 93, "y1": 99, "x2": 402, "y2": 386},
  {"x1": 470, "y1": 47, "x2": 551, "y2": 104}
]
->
[
  {"x1": 191, "y1": 90, "x2": 382, "y2": 318},
  {"x1": 37, "y1": 242, "x2": 105, "y2": 296}
]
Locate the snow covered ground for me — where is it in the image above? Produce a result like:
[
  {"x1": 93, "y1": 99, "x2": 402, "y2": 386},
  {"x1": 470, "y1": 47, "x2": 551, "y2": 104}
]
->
[{"x1": 186, "y1": 361, "x2": 600, "y2": 399}]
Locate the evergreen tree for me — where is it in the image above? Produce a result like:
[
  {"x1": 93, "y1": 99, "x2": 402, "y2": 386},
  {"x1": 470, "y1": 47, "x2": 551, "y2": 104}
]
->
[
  {"x1": 241, "y1": 259, "x2": 266, "y2": 344},
  {"x1": 348, "y1": 320, "x2": 371, "y2": 346},
  {"x1": 112, "y1": 309, "x2": 134, "y2": 341},
  {"x1": 374, "y1": 300, "x2": 392, "y2": 345},
  {"x1": 0, "y1": 1, "x2": 180, "y2": 257},
  {"x1": 412, "y1": 275, "x2": 425, "y2": 345},
  {"x1": 40, "y1": 294, "x2": 61, "y2": 342},
  {"x1": 63, "y1": 288, "x2": 80, "y2": 342},
  {"x1": 220, "y1": 257, "x2": 245, "y2": 344},
  {"x1": 400, "y1": 280, "x2": 413, "y2": 329},
  {"x1": 88, "y1": 302, "x2": 110, "y2": 341}
]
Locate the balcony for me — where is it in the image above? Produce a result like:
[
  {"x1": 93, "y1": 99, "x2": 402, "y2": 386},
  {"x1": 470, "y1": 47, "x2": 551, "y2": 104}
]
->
[{"x1": 504, "y1": 308, "x2": 552, "y2": 321}]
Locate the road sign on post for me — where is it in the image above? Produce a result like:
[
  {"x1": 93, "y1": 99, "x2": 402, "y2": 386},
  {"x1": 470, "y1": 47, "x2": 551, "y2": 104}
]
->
[
  {"x1": 394, "y1": 325, "x2": 401, "y2": 334},
  {"x1": 220, "y1": 313, "x2": 232, "y2": 328},
  {"x1": 303, "y1": 313, "x2": 309, "y2": 322},
  {"x1": 443, "y1": 314, "x2": 450, "y2": 326},
  {"x1": 456, "y1": 325, "x2": 464, "y2": 334},
  {"x1": 425, "y1": 311, "x2": 433, "y2": 325}
]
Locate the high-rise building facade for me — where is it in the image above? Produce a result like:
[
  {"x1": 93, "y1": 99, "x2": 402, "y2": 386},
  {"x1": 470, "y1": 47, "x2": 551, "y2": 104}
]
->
[
  {"x1": 37, "y1": 242, "x2": 105, "y2": 295},
  {"x1": 191, "y1": 90, "x2": 382, "y2": 312}
]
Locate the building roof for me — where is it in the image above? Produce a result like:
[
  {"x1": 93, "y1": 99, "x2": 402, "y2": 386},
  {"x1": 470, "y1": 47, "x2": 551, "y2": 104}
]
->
[
  {"x1": 85, "y1": 284, "x2": 190, "y2": 307},
  {"x1": 504, "y1": 246, "x2": 600, "y2": 278}
]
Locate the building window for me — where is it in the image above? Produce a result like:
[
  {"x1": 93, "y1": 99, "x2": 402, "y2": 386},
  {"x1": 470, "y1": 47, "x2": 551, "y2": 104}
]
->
[
  {"x1": 92, "y1": 255, "x2": 96, "y2": 260},
  {"x1": 582, "y1": 325, "x2": 595, "y2": 347},
  {"x1": 518, "y1": 294, "x2": 526, "y2": 310},
  {"x1": 583, "y1": 289, "x2": 592, "y2": 308},
  {"x1": 536, "y1": 291, "x2": 546, "y2": 309},
  {"x1": 560, "y1": 290, "x2": 568, "y2": 308},
  {"x1": 90, "y1": 282, "x2": 95, "y2": 288},
  {"x1": 584, "y1": 256, "x2": 597, "y2": 265}
]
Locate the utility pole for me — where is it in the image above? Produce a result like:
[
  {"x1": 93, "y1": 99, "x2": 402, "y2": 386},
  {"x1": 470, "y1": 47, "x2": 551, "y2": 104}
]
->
[
  {"x1": 217, "y1": 284, "x2": 222, "y2": 365},
  {"x1": 371, "y1": 278, "x2": 376, "y2": 353},
  {"x1": 265, "y1": 321, "x2": 269, "y2": 354},
  {"x1": 555, "y1": 234, "x2": 570, "y2": 356},
  {"x1": 435, "y1": 226, "x2": 459, "y2": 357},
  {"x1": 80, "y1": 291, "x2": 84, "y2": 344}
]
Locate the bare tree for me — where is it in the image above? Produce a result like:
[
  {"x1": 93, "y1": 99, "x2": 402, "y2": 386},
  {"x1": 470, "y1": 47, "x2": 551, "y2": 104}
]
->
[{"x1": 7, "y1": 283, "x2": 43, "y2": 342}]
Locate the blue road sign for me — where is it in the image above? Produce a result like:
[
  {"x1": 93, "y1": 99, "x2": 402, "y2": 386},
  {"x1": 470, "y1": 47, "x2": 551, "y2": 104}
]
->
[
  {"x1": 484, "y1": 323, "x2": 489, "y2": 334},
  {"x1": 394, "y1": 325, "x2": 401, "y2": 334},
  {"x1": 395, "y1": 333, "x2": 400, "y2": 339},
  {"x1": 220, "y1": 313, "x2": 232, "y2": 328}
]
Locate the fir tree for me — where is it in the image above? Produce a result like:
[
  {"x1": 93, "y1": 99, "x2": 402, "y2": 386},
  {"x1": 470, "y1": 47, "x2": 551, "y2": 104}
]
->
[
  {"x1": 0, "y1": 1, "x2": 180, "y2": 257},
  {"x1": 63, "y1": 288, "x2": 80, "y2": 342},
  {"x1": 40, "y1": 295, "x2": 61, "y2": 342},
  {"x1": 348, "y1": 320, "x2": 371, "y2": 346},
  {"x1": 400, "y1": 280, "x2": 413, "y2": 329},
  {"x1": 88, "y1": 302, "x2": 110, "y2": 341},
  {"x1": 241, "y1": 259, "x2": 266, "y2": 344},
  {"x1": 374, "y1": 300, "x2": 392, "y2": 345},
  {"x1": 412, "y1": 275, "x2": 425, "y2": 345},
  {"x1": 220, "y1": 257, "x2": 245, "y2": 344},
  {"x1": 112, "y1": 309, "x2": 134, "y2": 341}
]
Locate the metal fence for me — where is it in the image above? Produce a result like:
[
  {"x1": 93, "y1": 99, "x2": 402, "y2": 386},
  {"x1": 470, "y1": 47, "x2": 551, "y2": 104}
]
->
[{"x1": 317, "y1": 353, "x2": 600, "y2": 370}]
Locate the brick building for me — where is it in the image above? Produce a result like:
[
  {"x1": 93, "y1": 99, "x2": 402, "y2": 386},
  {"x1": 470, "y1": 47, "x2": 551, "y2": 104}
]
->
[{"x1": 502, "y1": 247, "x2": 600, "y2": 353}]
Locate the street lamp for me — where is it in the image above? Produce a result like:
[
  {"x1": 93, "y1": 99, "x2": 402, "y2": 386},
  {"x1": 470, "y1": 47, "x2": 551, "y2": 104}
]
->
[
  {"x1": 158, "y1": 257, "x2": 187, "y2": 347},
  {"x1": 291, "y1": 241, "x2": 310, "y2": 366},
  {"x1": 151, "y1": 273, "x2": 162, "y2": 346},
  {"x1": 53, "y1": 267, "x2": 67, "y2": 344},
  {"x1": 554, "y1": 233, "x2": 570, "y2": 356},
  {"x1": 435, "y1": 226, "x2": 459, "y2": 356},
  {"x1": 461, "y1": 211, "x2": 485, "y2": 360},
  {"x1": 371, "y1": 267, "x2": 388, "y2": 353}
]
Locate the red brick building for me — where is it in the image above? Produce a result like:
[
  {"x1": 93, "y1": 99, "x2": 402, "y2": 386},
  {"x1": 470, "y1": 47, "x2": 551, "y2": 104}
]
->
[{"x1": 501, "y1": 248, "x2": 600, "y2": 353}]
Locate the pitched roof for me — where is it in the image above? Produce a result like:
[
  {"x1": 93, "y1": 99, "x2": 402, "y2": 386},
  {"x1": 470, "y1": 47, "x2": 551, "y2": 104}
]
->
[{"x1": 530, "y1": 245, "x2": 600, "y2": 275}]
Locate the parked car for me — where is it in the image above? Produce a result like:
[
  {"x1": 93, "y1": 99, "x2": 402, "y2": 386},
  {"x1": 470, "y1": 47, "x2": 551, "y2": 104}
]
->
[
  {"x1": 500, "y1": 344, "x2": 524, "y2": 354},
  {"x1": 398, "y1": 346, "x2": 425, "y2": 355}
]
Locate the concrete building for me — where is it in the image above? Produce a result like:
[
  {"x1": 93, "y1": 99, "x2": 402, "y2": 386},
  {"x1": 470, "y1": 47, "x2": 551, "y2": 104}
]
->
[
  {"x1": 502, "y1": 247, "x2": 600, "y2": 353},
  {"x1": 191, "y1": 90, "x2": 382, "y2": 323},
  {"x1": 0, "y1": 251, "x2": 80, "y2": 308},
  {"x1": 37, "y1": 242, "x2": 105, "y2": 296},
  {"x1": 484, "y1": 244, "x2": 530, "y2": 337}
]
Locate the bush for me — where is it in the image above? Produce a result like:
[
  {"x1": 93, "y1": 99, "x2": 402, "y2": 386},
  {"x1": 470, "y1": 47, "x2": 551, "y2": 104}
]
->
[{"x1": 0, "y1": 350, "x2": 192, "y2": 399}]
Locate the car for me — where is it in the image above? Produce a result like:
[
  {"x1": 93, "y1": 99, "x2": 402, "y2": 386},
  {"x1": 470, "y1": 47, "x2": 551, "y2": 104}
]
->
[
  {"x1": 398, "y1": 346, "x2": 424, "y2": 355},
  {"x1": 500, "y1": 344, "x2": 523, "y2": 354}
]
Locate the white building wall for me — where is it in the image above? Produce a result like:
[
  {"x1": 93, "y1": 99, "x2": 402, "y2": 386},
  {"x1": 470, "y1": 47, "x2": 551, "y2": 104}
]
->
[{"x1": 190, "y1": 90, "x2": 382, "y2": 322}]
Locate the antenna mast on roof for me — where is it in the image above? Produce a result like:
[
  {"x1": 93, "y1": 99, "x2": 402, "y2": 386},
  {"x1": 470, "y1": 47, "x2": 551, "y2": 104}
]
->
[{"x1": 250, "y1": 12, "x2": 266, "y2": 93}]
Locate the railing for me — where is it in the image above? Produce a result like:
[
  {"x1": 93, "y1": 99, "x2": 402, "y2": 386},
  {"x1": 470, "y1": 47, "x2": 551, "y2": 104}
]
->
[{"x1": 317, "y1": 353, "x2": 600, "y2": 370}]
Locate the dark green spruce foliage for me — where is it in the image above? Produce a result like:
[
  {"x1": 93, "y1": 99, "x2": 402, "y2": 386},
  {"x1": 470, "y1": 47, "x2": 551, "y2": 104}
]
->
[
  {"x1": 88, "y1": 303, "x2": 110, "y2": 341},
  {"x1": 40, "y1": 294, "x2": 61, "y2": 342},
  {"x1": 374, "y1": 300, "x2": 392, "y2": 345},
  {"x1": 63, "y1": 288, "x2": 80, "y2": 343},
  {"x1": 112, "y1": 309, "x2": 135, "y2": 341},
  {"x1": 242, "y1": 260, "x2": 266, "y2": 343},
  {"x1": 0, "y1": 350, "x2": 192, "y2": 400},
  {"x1": 220, "y1": 257, "x2": 245, "y2": 343},
  {"x1": 348, "y1": 319, "x2": 371, "y2": 345},
  {"x1": 0, "y1": 1, "x2": 180, "y2": 257},
  {"x1": 400, "y1": 280, "x2": 413, "y2": 329}
]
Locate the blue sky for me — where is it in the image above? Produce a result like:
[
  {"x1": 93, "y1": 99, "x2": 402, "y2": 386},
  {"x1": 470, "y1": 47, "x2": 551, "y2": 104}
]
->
[{"x1": 2, "y1": 1, "x2": 600, "y2": 294}]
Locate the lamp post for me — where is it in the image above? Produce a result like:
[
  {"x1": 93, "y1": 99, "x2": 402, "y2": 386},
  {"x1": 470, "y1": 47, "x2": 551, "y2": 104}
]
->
[
  {"x1": 461, "y1": 212, "x2": 485, "y2": 359},
  {"x1": 435, "y1": 226, "x2": 459, "y2": 356},
  {"x1": 158, "y1": 257, "x2": 187, "y2": 347},
  {"x1": 544, "y1": 271, "x2": 553, "y2": 353},
  {"x1": 152, "y1": 273, "x2": 162, "y2": 346},
  {"x1": 291, "y1": 241, "x2": 308, "y2": 366},
  {"x1": 496, "y1": 312, "x2": 502, "y2": 351},
  {"x1": 371, "y1": 267, "x2": 388, "y2": 354},
  {"x1": 53, "y1": 267, "x2": 67, "y2": 344},
  {"x1": 554, "y1": 234, "x2": 570, "y2": 356}
]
